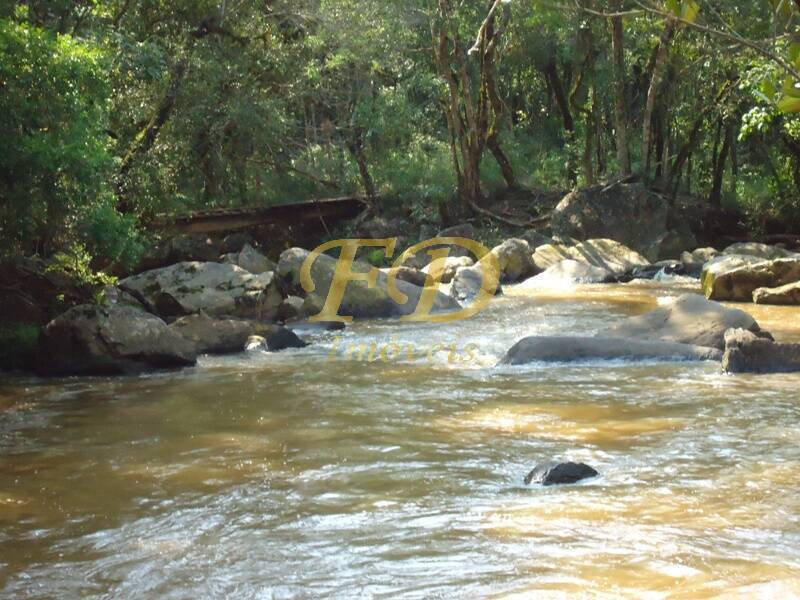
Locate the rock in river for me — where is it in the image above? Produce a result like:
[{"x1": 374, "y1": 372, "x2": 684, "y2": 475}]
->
[
  {"x1": 524, "y1": 462, "x2": 599, "y2": 486},
  {"x1": 519, "y1": 259, "x2": 613, "y2": 287},
  {"x1": 532, "y1": 239, "x2": 650, "y2": 277},
  {"x1": 278, "y1": 248, "x2": 460, "y2": 319},
  {"x1": 121, "y1": 261, "x2": 283, "y2": 320},
  {"x1": 500, "y1": 336, "x2": 721, "y2": 365},
  {"x1": 701, "y1": 255, "x2": 800, "y2": 302},
  {"x1": 38, "y1": 305, "x2": 197, "y2": 376},
  {"x1": 722, "y1": 328, "x2": 800, "y2": 374},
  {"x1": 753, "y1": 281, "x2": 800, "y2": 305},
  {"x1": 601, "y1": 294, "x2": 763, "y2": 350}
]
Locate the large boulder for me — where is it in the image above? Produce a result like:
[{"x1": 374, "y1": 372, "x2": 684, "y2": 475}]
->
[
  {"x1": 753, "y1": 281, "x2": 800, "y2": 305},
  {"x1": 38, "y1": 305, "x2": 197, "y2": 376},
  {"x1": 550, "y1": 183, "x2": 669, "y2": 257},
  {"x1": 450, "y1": 264, "x2": 503, "y2": 303},
  {"x1": 277, "y1": 248, "x2": 460, "y2": 319},
  {"x1": 519, "y1": 260, "x2": 613, "y2": 287},
  {"x1": 489, "y1": 239, "x2": 538, "y2": 283},
  {"x1": 722, "y1": 242, "x2": 798, "y2": 260},
  {"x1": 221, "y1": 243, "x2": 276, "y2": 275},
  {"x1": 601, "y1": 294, "x2": 762, "y2": 350},
  {"x1": 500, "y1": 335, "x2": 722, "y2": 364},
  {"x1": 701, "y1": 256, "x2": 800, "y2": 302},
  {"x1": 524, "y1": 462, "x2": 599, "y2": 486},
  {"x1": 421, "y1": 256, "x2": 474, "y2": 284},
  {"x1": 169, "y1": 312, "x2": 255, "y2": 355},
  {"x1": 532, "y1": 239, "x2": 650, "y2": 276},
  {"x1": 120, "y1": 262, "x2": 283, "y2": 320},
  {"x1": 722, "y1": 328, "x2": 800, "y2": 374}
]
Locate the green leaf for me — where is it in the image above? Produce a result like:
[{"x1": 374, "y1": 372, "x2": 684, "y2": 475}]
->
[
  {"x1": 666, "y1": 0, "x2": 681, "y2": 17},
  {"x1": 777, "y1": 94, "x2": 800, "y2": 113},
  {"x1": 680, "y1": 0, "x2": 700, "y2": 23}
]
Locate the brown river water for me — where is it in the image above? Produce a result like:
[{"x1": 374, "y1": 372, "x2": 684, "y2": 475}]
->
[{"x1": 2, "y1": 280, "x2": 800, "y2": 598}]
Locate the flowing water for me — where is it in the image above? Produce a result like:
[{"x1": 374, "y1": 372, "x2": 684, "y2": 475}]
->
[{"x1": 2, "y1": 282, "x2": 800, "y2": 598}]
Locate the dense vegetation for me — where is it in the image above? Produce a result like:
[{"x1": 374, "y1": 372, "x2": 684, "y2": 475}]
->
[{"x1": 2, "y1": 0, "x2": 800, "y2": 267}]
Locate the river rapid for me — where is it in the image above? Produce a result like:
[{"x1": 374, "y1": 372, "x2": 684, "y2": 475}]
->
[{"x1": 2, "y1": 280, "x2": 800, "y2": 598}]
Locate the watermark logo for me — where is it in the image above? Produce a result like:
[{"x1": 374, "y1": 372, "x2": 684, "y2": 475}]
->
[{"x1": 299, "y1": 237, "x2": 499, "y2": 323}]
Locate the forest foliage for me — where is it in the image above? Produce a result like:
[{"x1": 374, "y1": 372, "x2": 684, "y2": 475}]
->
[{"x1": 2, "y1": 0, "x2": 800, "y2": 267}]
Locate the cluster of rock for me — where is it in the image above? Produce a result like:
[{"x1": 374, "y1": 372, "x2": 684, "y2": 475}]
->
[
  {"x1": 700, "y1": 243, "x2": 800, "y2": 304},
  {"x1": 37, "y1": 242, "x2": 313, "y2": 376}
]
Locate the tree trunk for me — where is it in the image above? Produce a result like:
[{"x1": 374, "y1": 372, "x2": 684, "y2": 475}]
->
[
  {"x1": 611, "y1": 15, "x2": 631, "y2": 175},
  {"x1": 348, "y1": 129, "x2": 377, "y2": 203},
  {"x1": 709, "y1": 119, "x2": 732, "y2": 207},
  {"x1": 641, "y1": 19, "x2": 675, "y2": 177}
]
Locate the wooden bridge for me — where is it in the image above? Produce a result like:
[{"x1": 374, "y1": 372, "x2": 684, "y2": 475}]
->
[{"x1": 150, "y1": 196, "x2": 368, "y2": 235}]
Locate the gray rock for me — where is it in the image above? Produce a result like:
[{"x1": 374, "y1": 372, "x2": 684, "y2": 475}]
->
[
  {"x1": 236, "y1": 244, "x2": 276, "y2": 275},
  {"x1": 649, "y1": 225, "x2": 698, "y2": 262},
  {"x1": 38, "y1": 305, "x2": 196, "y2": 376},
  {"x1": 120, "y1": 262, "x2": 283, "y2": 320},
  {"x1": 550, "y1": 183, "x2": 669, "y2": 257},
  {"x1": 701, "y1": 256, "x2": 800, "y2": 302},
  {"x1": 435, "y1": 224, "x2": 478, "y2": 257},
  {"x1": 524, "y1": 462, "x2": 599, "y2": 486},
  {"x1": 753, "y1": 281, "x2": 800, "y2": 305},
  {"x1": 722, "y1": 328, "x2": 800, "y2": 374},
  {"x1": 601, "y1": 294, "x2": 762, "y2": 350},
  {"x1": 500, "y1": 335, "x2": 722, "y2": 365},
  {"x1": 380, "y1": 265, "x2": 429, "y2": 288},
  {"x1": 520, "y1": 229, "x2": 555, "y2": 249},
  {"x1": 519, "y1": 259, "x2": 613, "y2": 287},
  {"x1": 489, "y1": 238, "x2": 538, "y2": 283},
  {"x1": 277, "y1": 248, "x2": 460, "y2": 319},
  {"x1": 220, "y1": 232, "x2": 255, "y2": 255},
  {"x1": 169, "y1": 312, "x2": 254, "y2": 355},
  {"x1": 276, "y1": 295, "x2": 306, "y2": 322},
  {"x1": 450, "y1": 263, "x2": 502, "y2": 303},
  {"x1": 421, "y1": 256, "x2": 474, "y2": 284},
  {"x1": 722, "y1": 242, "x2": 797, "y2": 260},
  {"x1": 532, "y1": 239, "x2": 650, "y2": 276}
]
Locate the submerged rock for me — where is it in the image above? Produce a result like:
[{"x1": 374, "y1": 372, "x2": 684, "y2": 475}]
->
[
  {"x1": 39, "y1": 305, "x2": 197, "y2": 376},
  {"x1": 524, "y1": 461, "x2": 599, "y2": 486},
  {"x1": 601, "y1": 294, "x2": 762, "y2": 350},
  {"x1": 500, "y1": 335, "x2": 721, "y2": 365},
  {"x1": 722, "y1": 328, "x2": 800, "y2": 374},
  {"x1": 244, "y1": 326, "x2": 308, "y2": 352},
  {"x1": 120, "y1": 261, "x2": 283, "y2": 320}
]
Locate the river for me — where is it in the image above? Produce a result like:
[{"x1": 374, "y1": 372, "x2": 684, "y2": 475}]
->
[{"x1": 2, "y1": 281, "x2": 800, "y2": 598}]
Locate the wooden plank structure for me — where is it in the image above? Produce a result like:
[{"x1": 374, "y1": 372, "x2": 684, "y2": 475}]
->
[{"x1": 150, "y1": 196, "x2": 367, "y2": 235}]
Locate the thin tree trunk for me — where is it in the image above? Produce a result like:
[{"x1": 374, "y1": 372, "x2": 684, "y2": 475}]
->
[
  {"x1": 348, "y1": 129, "x2": 377, "y2": 203},
  {"x1": 611, "y1": 15, "x2": 631, "y2": 174},
  {"x1": 641, "y1": 19, "x2": 675, "y2": 177},
  {"x1": 709, "y1": 119, "x2": 732, "y2": 206}
]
